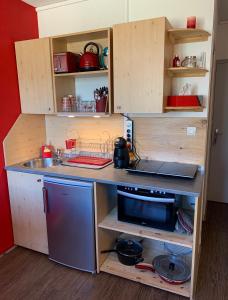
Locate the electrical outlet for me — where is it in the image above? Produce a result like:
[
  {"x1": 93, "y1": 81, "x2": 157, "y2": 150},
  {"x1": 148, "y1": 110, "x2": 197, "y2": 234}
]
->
[
  {"x1": 187, "y1": 127, "x2": 197, "y2": 136},
  {"x1": 124, "y1": 117, "x2": 133, "y2": 150}
]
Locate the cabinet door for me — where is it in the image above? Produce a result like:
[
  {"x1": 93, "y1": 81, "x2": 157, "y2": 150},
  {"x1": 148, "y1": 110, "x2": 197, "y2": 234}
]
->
[
  {"x1": 15, "y1": 38, "x2": 54, "y2": 114},
  {"x1": 113, "y1": 18, "x2": 166, "y2": 113},
  {"x1": 7, "y1": 171, "x2": 48, "y2": 254}
]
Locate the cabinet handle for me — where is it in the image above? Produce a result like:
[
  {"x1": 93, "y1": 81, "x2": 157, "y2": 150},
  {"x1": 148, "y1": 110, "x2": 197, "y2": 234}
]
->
[
  {"x1": 48, "y1": 107, "x2": 51, "y2": 111},
  {"x1": 37, "y1": 179, "x2": 41, "y2": 182},
  {"x1": 42, "y1": 187, "x2": 49, "y2": 214},
  {"x1": 116, "y1": 105, "x2": 121, "y2": 110}
]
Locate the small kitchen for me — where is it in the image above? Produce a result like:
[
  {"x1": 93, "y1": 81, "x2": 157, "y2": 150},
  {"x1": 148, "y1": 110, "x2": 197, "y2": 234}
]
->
[{"x1": 0, "y1": 1, "x2": 223, "y2": 300}]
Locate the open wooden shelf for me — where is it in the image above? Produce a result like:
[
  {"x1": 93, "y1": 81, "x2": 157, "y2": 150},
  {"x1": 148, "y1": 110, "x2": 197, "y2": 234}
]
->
[
  {"x1": 167, "y1": 67, "x2": 208, "y2": 78},
  {"x1": 100, "y1": 248, "x2": 191, "y2": 298},
  {"x1": 98, "y1": 208, "x2": 193, "y2": 249},
  {"x1": 54, "y1": 69, "x2": 108, "y2": 78},
  {"x1": 165, "y1": 106, "x2": 204, "y2": 112},
  {"x1": 168, "y1": 28, "x2": 210, "y2": 44},
  {"x1": 52, "y1": 27, "x2": 112, "y2": 115}
]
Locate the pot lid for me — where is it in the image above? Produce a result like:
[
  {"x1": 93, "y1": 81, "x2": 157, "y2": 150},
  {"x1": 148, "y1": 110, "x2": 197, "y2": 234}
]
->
[{"x1": 152, "y1": 255, "x2": 191, "y2": 282}]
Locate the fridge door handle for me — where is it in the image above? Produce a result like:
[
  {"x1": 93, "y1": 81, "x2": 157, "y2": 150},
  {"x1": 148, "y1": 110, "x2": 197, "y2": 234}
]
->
[{"x1": 42, "y1": 187, "x2": 49, "y2": 214}]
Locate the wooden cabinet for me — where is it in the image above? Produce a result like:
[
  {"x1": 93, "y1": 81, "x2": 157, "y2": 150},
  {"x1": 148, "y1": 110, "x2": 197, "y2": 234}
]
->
[
  {"x1": 15, "y1": 28, "x2": 112, "y2": 116},
  {"x1": 95, "y1": 183, "x2": 203, "y2": 300},
  {"x1": 52, "y1": 28, "x2": 112, "y2": 116},
  {"x1": 113, "y1": 17, "x2": 173, "y2": 113},
  {"x1": 7, "y1": 171, "x2": 48, "y2": 254},
  {"x1": 15, "y1": 38, "x2": 55, "y2": 114}
]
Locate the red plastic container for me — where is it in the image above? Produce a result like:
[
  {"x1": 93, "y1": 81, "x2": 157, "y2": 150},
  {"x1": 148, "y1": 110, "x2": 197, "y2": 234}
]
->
[
  {"x1": 41, "y1": 145, "x2": 53, "y2": 158},
  {"x1": 167, "y1": 96, "x2": 200, "y2": 107},
  {"x1": 96, "y1": 96, "x2": 108, "y2": 112}
]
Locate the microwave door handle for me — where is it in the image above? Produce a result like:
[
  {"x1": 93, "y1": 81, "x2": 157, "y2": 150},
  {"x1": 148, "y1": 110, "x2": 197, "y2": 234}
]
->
[{"x1": 117, "y1": 190, "x2": 175, "y2": 203}]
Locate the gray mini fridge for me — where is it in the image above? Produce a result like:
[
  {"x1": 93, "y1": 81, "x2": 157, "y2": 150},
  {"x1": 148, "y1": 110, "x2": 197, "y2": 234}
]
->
[{"x1": 43, "y1": 177, "x2": 96, "y2": 273}]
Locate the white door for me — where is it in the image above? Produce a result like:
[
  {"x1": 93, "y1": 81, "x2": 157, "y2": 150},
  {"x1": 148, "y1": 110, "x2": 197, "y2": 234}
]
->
[
  {"x1": 208, "y1": 60, "x2": 228, "y2": 203},
  {"x1": 7, "y1": 171, "x2": 49, "y2": 254}
]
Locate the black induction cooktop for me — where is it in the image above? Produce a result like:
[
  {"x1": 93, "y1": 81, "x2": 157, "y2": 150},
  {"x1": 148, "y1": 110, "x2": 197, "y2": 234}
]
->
[{"x1": 126, "y1": 160, "x2": 198, "y2": 179}]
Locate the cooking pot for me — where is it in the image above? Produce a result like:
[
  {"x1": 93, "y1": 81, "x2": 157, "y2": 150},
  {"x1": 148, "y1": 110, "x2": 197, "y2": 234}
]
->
[
  {"x1": 102, "y1": 239, "x2": 144, "y2": 266},
  {"x1": 79, "y1": 42, "x2": 100, "y2": 71}
]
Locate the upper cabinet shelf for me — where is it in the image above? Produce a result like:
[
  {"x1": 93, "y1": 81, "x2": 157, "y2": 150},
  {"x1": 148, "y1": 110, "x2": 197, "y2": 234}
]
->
[
  {"x1": 168, "y1": 28, "x2": 211, "y2": 44},
  {"x1": 54, "y1": 70, "x2": 108, "y2": 78},
  {"x1": 52, "y1": 27, "x2": 112, "y2": 115}
]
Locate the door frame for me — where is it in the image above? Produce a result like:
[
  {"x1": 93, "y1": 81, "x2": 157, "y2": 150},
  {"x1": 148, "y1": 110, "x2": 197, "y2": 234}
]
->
[{"x1": 204, "y1": 59, "x2": 228, "y2": 214}]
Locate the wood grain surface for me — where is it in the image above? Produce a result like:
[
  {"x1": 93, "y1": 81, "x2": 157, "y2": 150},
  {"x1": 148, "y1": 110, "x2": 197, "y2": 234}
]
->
[
  {"x1": 133, "y1": 117, "x2": 207, "y2": 165},
  {"x1": 7, "y1": 171, "x2": 48, "y2": 255},
  {"x1": 15, "y1": 38, "x2": 54, "y2": 114},
  {"x1": 113, "y1": 17, "x2": 172, "y2": 113},
  {"x1": 3, "y1": 114, "x2": 46, "y2": 165}
]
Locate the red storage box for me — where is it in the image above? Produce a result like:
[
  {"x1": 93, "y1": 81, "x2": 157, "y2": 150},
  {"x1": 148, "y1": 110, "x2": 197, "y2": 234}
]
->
[
  {"x1": 54, "y1": 52, "x2": 80, "y2": 73},
  {"x1": 167, "y1": 96, "x2": 200, "y2": 107}
]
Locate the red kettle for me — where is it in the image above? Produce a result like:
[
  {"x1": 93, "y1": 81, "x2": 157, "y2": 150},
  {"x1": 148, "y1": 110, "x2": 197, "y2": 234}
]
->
[{"x1": 79, "y1": 42, "x2": 100, "y2": 71}]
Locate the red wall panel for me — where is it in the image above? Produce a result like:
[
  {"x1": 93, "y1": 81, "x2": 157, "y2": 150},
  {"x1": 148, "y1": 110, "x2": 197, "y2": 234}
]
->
[{"x1": 0, "y1": 0, "x2": 38, "y2": 254}]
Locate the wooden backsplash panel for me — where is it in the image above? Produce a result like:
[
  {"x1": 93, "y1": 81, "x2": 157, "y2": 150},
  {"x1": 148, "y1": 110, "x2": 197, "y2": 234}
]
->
[
  {"x1": 3, "y1": 114, "x2": 206, "y2": 166},
  {"x1": 45, "y1": 115, "x2": 206, "y2": 166},
  {"x1": 133, "y1": 117, "x2": 207, "y2": 165},
  {"x1": 4, "y1": 114, "x2": 46, "y2": 165},
  {"x1": 45, "y1": 115, "x2": 123, "y2": 149}
]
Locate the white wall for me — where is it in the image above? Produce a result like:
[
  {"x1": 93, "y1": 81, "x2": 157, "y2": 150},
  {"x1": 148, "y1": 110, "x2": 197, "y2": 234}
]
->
[
  {"x1": 37, "y1": 0, "x2": 128, "y2": 36},
  {"x1": 129, "y1": 0, "x2": 214, "y2": 28},
  {"x1": 37, "y1": 0, "x2": 215, "y2": 118}
]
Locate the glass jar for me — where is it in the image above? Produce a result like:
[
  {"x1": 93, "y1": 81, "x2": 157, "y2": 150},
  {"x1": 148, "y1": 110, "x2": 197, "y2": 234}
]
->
[
  {"x1": 68, "y1": 95, "x2": 77, "y2": 112},
  {"x1": 181, "y1": 56, "x2": 197, "y2": 68},
  {"x1": 61, "y1": 96, "x2": 72, "y2": 112}
]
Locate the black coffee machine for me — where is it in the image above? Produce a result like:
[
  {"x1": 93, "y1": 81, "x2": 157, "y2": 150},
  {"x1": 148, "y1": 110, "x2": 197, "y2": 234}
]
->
[{"x1": 113, "y1": 137, "x2": 130, "y2": 169}]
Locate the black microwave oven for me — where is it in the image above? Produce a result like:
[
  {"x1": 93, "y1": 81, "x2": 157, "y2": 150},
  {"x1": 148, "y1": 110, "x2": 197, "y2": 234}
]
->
[{"x1": 117, "y1": 186, "x2": 177, "y2": 231}]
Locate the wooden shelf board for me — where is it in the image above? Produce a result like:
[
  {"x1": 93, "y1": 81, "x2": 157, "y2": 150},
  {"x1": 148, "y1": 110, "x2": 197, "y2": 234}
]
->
[
  {"x1": 168, "y1": 28, "x2": 210, "y2": 44},
  {"x1": 100, "y1": 251, "x2": 191, "y2": 298},
  {"x1": 165, "y1": 106, "x2": 204, "y2": 112},
  {"x1": 54, "y1": 70, "x2": 108, "y2": 78},
  {"x1": 167, "y1": 67, "x2": 208, "y2": 78},
  {"x1": 98, "y1": 208, "x2": 193, "y2": 249}
]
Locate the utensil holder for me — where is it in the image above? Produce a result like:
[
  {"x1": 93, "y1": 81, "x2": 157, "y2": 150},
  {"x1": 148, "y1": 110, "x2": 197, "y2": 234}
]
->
[{"x1": 96, "y1": 96, "x2": 108, "y2": 112}]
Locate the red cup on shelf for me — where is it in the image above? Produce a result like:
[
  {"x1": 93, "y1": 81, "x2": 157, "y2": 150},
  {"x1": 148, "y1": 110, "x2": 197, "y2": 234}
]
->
[
  {"x1": 65, "y1": 139, "x2": 76, "y2": 149},
  {"x1": 187, "y1": 16, "x2": 196, "y2": 29}
]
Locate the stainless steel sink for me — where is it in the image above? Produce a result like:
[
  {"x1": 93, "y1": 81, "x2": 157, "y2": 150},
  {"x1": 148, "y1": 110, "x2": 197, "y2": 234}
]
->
[{"x1": 21, "y1": 158, "x2": 62, "y2": 169}]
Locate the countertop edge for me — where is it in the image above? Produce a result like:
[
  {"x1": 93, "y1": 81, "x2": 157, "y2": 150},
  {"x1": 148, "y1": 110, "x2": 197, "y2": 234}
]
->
[{"x1": 5, "y1": 165, "x2": 203, "y2": 197}]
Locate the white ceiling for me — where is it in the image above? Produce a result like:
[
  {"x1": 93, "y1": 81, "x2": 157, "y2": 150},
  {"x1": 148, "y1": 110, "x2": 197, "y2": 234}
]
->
[{"x1": 22, "y1": 0, "x2": 68, "y2": 7}]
